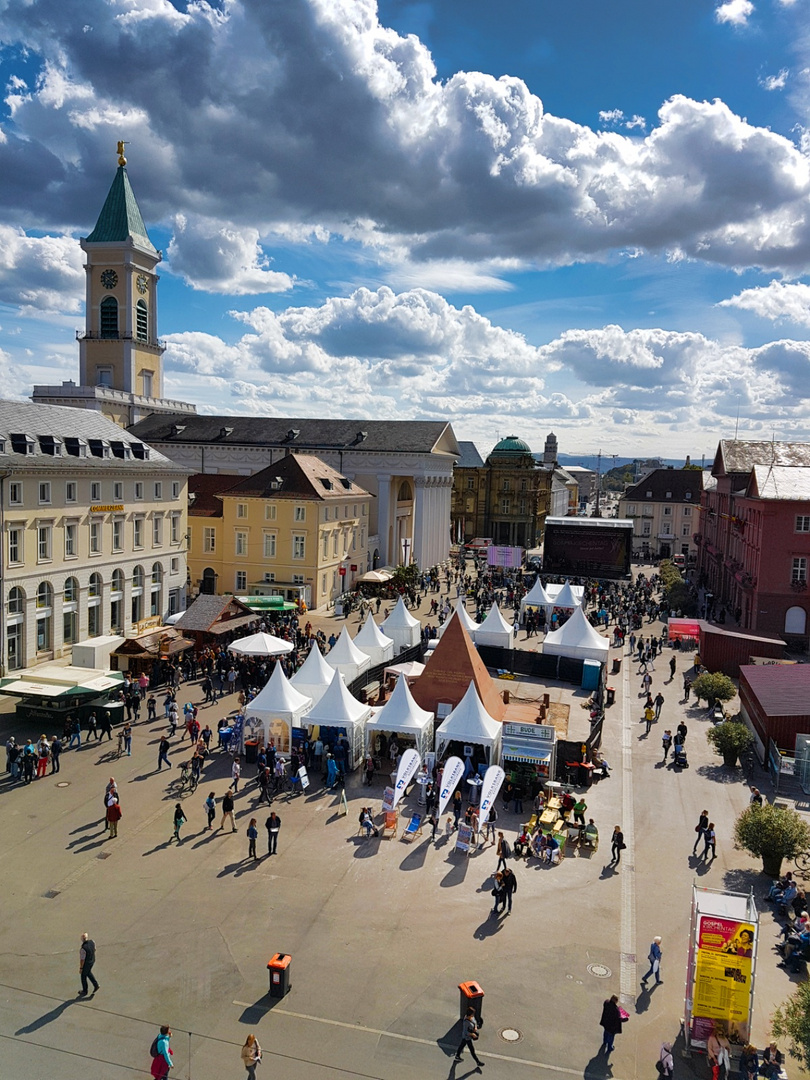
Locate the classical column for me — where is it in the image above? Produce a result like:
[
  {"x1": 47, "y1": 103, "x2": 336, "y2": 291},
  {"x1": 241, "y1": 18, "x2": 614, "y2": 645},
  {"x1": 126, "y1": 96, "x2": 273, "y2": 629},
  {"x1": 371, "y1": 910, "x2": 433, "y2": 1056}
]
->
[
  {"x1": 413, "y1": 476, "x2": 427, "y2": 567},
  {"x1": 376, "y1": 475, "x2": 392, "y2": 565}
]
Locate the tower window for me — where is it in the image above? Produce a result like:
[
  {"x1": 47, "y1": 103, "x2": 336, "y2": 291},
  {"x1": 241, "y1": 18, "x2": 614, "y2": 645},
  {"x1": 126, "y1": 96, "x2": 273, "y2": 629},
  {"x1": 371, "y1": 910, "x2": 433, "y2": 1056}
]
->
[
  {"x1": 100, "y1": 296, "x2": 118, "y2": 338},
  {"x1": 136, "y1": 299, "x2": 148, "y2": 341}
]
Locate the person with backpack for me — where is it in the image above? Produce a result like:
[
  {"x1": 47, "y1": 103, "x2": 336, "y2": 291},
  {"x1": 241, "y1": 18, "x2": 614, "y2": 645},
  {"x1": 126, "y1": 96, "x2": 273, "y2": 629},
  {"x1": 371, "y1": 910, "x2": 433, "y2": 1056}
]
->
[
  {"x1": 496, "y1": 831, "x2": 511, "y2": 872},
  {"x1": 204, "y1": 792, "x2": 216, "y2": 830},
  {"x1": 454, "y1": 1006, "x2": 484, "y2": 1066},
  {"x1": 170, "y1": 804, "x2": 186, "y2": 843},
  {"x1": 658, "y1": 1041, "x2": 674, "y2": 1078},
  {"x1": 501, "y1": 865, "x2": 518, "y2": 913},
  {"x1": 150, "y1": 1026, "x2": 173, "y2": 1078}
]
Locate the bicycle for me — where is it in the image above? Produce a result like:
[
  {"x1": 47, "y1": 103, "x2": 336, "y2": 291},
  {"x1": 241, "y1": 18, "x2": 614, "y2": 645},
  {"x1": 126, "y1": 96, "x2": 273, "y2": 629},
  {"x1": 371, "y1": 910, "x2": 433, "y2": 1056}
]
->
[
  {"x1": 177, "y1": 760, "x2": 198, "y2": 793},
  {"x1": 794, "y1": 851, "x2": 810, "y2": 873}
]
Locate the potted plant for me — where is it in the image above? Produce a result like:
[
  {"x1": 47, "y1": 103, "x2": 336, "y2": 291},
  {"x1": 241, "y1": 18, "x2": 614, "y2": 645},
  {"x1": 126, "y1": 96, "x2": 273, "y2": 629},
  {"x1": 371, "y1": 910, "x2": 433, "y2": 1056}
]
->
[
  {"x1": 706, "y1": 720, "x2": 754, "y2": 768},
  {"x1": 734, "y1": 804, "x2": 810, "y2": 878},
  {"x1": 691, "y1": 671, "x2": 738, "y2": 709}
]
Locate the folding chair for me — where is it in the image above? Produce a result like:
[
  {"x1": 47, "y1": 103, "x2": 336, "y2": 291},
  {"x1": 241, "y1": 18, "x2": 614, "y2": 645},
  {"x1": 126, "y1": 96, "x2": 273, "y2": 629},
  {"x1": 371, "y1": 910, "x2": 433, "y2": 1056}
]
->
[
  {"x1": 402, "y1": 813, "x2": 422, "y2": 841},
  {"x1": 382, "y1": 810, "x2": 398, "y2": 838}
]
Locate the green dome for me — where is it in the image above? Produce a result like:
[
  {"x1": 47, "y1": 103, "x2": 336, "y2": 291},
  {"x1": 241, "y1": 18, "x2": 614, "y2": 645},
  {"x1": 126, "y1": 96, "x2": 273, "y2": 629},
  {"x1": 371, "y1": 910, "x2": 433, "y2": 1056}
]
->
[{"x1": 491, "y1": 435, "x2": 532, "y2": 455}]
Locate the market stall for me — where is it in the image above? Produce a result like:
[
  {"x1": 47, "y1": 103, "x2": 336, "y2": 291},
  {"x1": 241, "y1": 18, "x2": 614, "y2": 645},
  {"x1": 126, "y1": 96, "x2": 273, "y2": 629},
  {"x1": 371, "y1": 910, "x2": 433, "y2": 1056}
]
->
[
  {"x1": 306, "y1": 668, "x2": 373, "y2": 771},
  {"x1": 519, "y1": 579, "x2": 553, "y2": 624},
  {"x1": 474, "y1": 602, "x2": 514, "y2": 649},
  {"x1": 0, "y1": 665, "x2": 124, "y2": 724},
  {"x1": 354, "y1": 614, "x2": 395, "y2": 666},
  {"x1": 380, "y1": 596, "x2": 421, "y2": 653},
  {"x1": 434, "y1": 681, "x2": 502, "y2": 775},
  {"x1": 543, "y1": 606, "x2": 610, "y2": 663},
  {"x1": 437, "y1": 599, "x2": 479, "y2": 639},
  {"x1": 365, "y1": 674, "x2": 434, "y2": 762},
  {"x1": 228, "y1": 631, "x2": 294, "y2": 657},
  {"x1": 500, "y1": 720, "x2": 557, "y2": 793},
  {"x1": 289, "y1": 643, "x2": 334, "y2": 707},
  {"x1": 382, "y1": 659, "x2": 426, "y2": 686},
  {"x1": 325, "y1": 628, "x2": 371, "y2": 682},
  {"x1": 547, "y1": 580, "x2": 583, "y2": 610},
  {"x1": 244, "y1": 661, "x2": 312, "y2": 753},
  {"x1": 110, "y1": 628, "x2": 195, "y2": 684}
]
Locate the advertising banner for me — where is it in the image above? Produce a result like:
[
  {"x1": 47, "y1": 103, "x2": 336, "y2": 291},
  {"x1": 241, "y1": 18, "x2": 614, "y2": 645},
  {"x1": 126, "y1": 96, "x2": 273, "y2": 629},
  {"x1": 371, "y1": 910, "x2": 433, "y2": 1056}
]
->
[
  {"x1": 381, "y1": 786, "x2": 395, "y2": 813},
  {"x1": 478, "y1": 765, "x2": 506, "y2": 819},
  {"x1": 692, "y1": 916, "x2": 755, "y2": 1036},
  {"x1": 455, "y1": 823, "x2": 473, "y2": 854},
  {"x1": 392, "y1": 748, "x2": 421, "y2": 808},
  {"x1": 437, "y1": 756, "x2": 464, "y2": 819}
]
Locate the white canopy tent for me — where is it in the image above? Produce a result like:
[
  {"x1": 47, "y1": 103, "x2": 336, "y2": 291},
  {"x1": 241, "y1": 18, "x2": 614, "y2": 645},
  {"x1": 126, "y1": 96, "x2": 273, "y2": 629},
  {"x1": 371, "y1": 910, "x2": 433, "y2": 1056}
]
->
[
  {"x1": 325, "y1": 629, "x2": 371, "y2": 682},
  {"x1": 365, "y1": 674, "x2": 434, "y2": 761},
  {"x1": 244, "y1": 661, "x2": 312, "y2": 753},
  {"x1": 382, "y1": 659, "x2": 426, "y2": 684},
  {"x1": 546, "y1": 581, "x2": 585, "y2": 609},
  {"x1": 434, "y1": 681, "x2": 502, "y2": 763},
  {"x1": 437, "y1": 600, "x2": 479, "y2": 638},
  {"x1": 357, "y1": 569, "x2": 393, "y2": 583},
  {"x1": 543, "y1": 606, "x2": 610, "y2": 663},
  {"x1": 474, "y1": 603, "x2": 514, "y2": 649},
  {"x1": 289, "y1": 643, "x2": 334, "y2": 707},
  {"x1": 380, "y1": 596, "x2": 421, "y2": 652},
  {"x1": 354, "y1": 614, "x2": 394, "y2": 666},
  {"x1": 306, "y1": 668, "x2": 373, "y2": 770},
  {"x1": 228, "y1": 631, "x2": 294, "y2": 657},
  {"x1": 519, "y1": 579, "x2": 553, "y2": 623}
]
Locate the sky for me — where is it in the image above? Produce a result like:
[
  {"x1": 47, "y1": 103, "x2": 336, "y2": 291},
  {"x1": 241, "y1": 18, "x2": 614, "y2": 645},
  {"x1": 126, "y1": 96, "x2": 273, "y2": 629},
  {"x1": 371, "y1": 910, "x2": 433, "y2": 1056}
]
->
[{"x1": 1, "y1": 0, "x2": 810, "y2": 460}]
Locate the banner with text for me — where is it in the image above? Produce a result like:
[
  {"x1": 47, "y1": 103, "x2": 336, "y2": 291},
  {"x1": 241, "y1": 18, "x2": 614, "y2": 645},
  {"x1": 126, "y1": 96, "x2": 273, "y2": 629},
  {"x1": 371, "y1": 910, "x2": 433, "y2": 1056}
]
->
[
  {"x1": 692, "y1": 916, "x2": 755, "y2": 1039},
  {"x1": 392, "y1": 748, "x2": 421, "y2": 809},
  {"x1": 437, "y1": 756, "x2": 464, "y2": 819},
  {"x1": 478, "y1": 765, "x2": 506, "y2": 819}
]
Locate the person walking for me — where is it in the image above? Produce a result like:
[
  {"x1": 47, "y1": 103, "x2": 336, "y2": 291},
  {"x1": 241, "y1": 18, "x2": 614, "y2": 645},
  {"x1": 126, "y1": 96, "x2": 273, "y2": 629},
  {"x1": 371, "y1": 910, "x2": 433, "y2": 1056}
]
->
[
  {"x1": 641, "y1": 936, "x2": 663, "y2": 986},
  {"x1": 204, "y1": 791, "x2": 216, "y2": 830},
  {"x1": 246, "y1": 818, "x2": 259, "y2": 860},
  {"x1": 502, "y1": 865, "x2": 518, "y2": 914},
  {"x1": 454, "y1": 1006, "x2": 484, "y2": 1067},
  {"x1": 122, "y1": 721, "x2": 132, "y2": 756},
  {"x1": 703, "y1": 822, "x2": 717, "y2": 860},
  {"x1": 50, "y1": 735, "x2": 62, "y2": 774},
  {"x1": 157, "y1": 736, "x2": 171, "y2": 771},
  {"x1": 654, "y1": 691, "x2": 665, "y2": 720},
  {"x1": 106, "y1": 795, "x2": 122, "y2": 838},
  {"x1": 171, "y1": 803, "x2": 186, "y2": 843},
  {"x1": 643, "y1": 704, "x2": 655, "y2": 734},
  {"x1": 67, "y1": 715, "x2": 81, "y2": 750},
  {"x1": 241, "y1": 1033, "x2": 262, "y2": 1079},
  {"x1": 220, "y1": 790, "x2": 236, "y2": 832},
  {"x1": 452, "y1": 789, "x2": 463, "y2": 830},
  {"x1": 231, "y1": 756, "x2": 241, "y2": 793},
  {"x1": 78, "y1": 933, "x2": 99, "y2": 996},
  {"x1": 661, "y1": 730, "x2": 673, "y2": 762},
  {"x1": 599, "y1": 994, "x2": 625, "y2": 1054},
  {"x1": 482, "y1": 805, "x2": 497, "y2": 846},
  {"x1": 659, "y1": 1042, "x2": 674, "y2": 1078},
  {"x1": 266, "y1": 811, "x2": 281, "y2": 855},
  {"x1": 150, "y1": 1026, "x2": 173, "y2": 1079},
  {"x1": 668, "y1": 655, "x2": 677, "y2": 682},
  {"x1": 693, "y1": 810, "x2": 709, "y2": 855},
  {"x1": 496, "y1": 831, "x2": 511, "y2": 872},
  {"x1": 610, "y1": 825, "x2": 624, "y2": 864}
]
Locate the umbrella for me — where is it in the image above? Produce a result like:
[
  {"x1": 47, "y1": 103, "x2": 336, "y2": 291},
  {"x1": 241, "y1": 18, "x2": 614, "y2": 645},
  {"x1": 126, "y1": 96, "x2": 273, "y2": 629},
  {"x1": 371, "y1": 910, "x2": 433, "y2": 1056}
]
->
[{"x1": 228, "y1": 632, "x2": 294, "y2": 657}]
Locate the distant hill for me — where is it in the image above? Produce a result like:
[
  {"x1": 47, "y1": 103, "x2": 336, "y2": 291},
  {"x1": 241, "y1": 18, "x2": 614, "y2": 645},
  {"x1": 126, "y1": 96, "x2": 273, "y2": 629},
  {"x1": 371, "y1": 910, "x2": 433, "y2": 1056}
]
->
[{"x1": 554, "y1": 453, "x2": 710, "y2": 471}]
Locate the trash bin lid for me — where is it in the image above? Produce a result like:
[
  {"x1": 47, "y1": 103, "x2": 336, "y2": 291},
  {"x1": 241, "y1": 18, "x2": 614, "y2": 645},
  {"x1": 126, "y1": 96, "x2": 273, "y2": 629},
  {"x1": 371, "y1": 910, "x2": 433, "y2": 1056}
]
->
[
  {"x1": 458, "y1": 981, "x2": 484, "y2": 998},
  {"x1": 268, "y1": 953, "x2": 292, "y2": 970}
]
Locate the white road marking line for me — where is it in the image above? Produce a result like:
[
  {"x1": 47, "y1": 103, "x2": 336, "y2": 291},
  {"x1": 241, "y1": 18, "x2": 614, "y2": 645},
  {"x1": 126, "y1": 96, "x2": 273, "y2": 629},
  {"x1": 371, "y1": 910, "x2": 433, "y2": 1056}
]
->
[{"x1": 620, "y1": 654, "x2": 637, "y2": 1006}]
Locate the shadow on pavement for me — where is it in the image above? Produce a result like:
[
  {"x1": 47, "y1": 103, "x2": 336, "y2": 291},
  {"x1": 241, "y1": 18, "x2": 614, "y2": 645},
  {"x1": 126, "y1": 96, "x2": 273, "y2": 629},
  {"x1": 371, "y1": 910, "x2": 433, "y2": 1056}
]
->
[
  {"x1": 399, "y1": 839, "x2": 430, "y2": 871},
  {"x1": 723, "y1": 867, "x2": 769, "y2": 896},
  {"x1": 237, "y1": 993, "x2": 286, "y2": 1025},
  {"x1": 472, "y1": 911, "x2": 506, "y2": 940},
  {"x1": 695, "y1": 764, "x2": 743, "y2": 785},
  {"x1": 583, "y1": 1045, "x2": 614, "y2": 1079},
  {"x1": 142, "y1": 838, "x2": 172, "y2": 856},
  {"x1": 15, "y1": 997, "x2": 78, "y2": 1035},
  {"x1": 599, "y1": 864, "x2": 619, "y2": 879}
]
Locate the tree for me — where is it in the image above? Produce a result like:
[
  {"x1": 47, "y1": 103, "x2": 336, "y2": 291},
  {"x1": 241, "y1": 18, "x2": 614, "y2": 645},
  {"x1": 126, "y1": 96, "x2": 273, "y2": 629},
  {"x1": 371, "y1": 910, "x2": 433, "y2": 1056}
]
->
[
  {"x1": 706, "y1": 720, "x2": 753, "y2": 767},
  {"x1": 772, "y1": 982, "x2": 810, "y2": 1072},
  {"x1": 734, "y1": 803, "x2": 810, "y2": 877},
  {"x1": 691, "y1": 671, "x2": 737, "y2": 705}
]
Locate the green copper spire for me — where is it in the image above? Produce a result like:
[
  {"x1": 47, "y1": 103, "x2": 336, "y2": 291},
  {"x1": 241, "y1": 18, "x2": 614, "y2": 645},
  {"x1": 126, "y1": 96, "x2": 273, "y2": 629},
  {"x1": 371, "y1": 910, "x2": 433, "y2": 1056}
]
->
[{"x1": 85, "y1": 163, "x2": 156, "y2": 253}]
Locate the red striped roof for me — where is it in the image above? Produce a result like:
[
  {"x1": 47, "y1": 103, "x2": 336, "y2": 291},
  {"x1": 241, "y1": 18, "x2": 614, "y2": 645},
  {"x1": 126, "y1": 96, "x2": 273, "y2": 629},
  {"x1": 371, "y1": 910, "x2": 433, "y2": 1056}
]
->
[{"x1": 740, "y1": 664, "x2": 810, "y2": 717}]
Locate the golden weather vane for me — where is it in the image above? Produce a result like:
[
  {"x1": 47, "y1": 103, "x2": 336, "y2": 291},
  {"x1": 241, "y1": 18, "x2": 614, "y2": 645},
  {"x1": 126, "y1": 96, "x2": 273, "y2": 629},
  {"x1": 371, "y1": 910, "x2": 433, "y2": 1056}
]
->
[{"x1": 117, "y1": 140, "x2": 128, "y2": 167}]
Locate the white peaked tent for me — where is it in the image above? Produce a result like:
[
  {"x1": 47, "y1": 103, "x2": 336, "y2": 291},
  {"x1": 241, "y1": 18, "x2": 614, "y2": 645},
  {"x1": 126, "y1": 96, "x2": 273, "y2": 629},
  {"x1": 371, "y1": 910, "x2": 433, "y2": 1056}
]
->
[
  {"x1": 546, "y1": 580, "x2": 585, "y2": 608},
  {"x1": 474, "y1": 603, "x2": 514, "y2": 649},
  {"x1": 354, "y1": 614, "x2": 394, "y2": 666},
  {"x1": 437, "y1": 601, "x2": 479, "y2": 639},
  {"x1": 520, "y1": 578, "x2": 553, "y2": 623},
  {"x1": 365, "y1": 673, "x2": 434, "y2": 760},
  {"x1": 543, "y1": 605, "x2": 610, "y2": 663},
  {"x1": 244, "y1": 661, "x2": 312, "y2": 752},
  {"x1": 306, "y1": 668, "x2": 373, "y2": 770},
  {"x1": 290, "y1": 643, "x2": 334, "y2": 707},
  {"x1": 325, "y1": 628, "x2": 371, "y2": 682},
  {"x1": 435, "y1": 681, "x2": 502, "y2": 763},
  {"x1": 380, "y1": 596, "x2": 421, "y2": 652}
]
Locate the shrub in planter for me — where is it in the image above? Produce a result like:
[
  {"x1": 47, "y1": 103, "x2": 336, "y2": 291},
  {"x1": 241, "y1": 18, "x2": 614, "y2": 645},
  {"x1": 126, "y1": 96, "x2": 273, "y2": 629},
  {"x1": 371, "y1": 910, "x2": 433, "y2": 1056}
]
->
[
  {"x1": 772, "y1": 981, "x2": 810, "y2": 1072},
  {"x1": 691, "y1": 672, "x2": 737, "y2": 706},
  {"x1": 734, "y1": 804, "x2": 810, "y2": 878},
  {"x1": 706, "y1": 720, "x2": 754, "y2": 767}
]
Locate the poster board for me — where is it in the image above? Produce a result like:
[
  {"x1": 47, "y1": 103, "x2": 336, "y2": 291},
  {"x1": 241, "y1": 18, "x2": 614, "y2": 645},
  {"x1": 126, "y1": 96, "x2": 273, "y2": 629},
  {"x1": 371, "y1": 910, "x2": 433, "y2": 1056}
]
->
[
  {"x1": 298, "y1": 766, "x2": 310, "y2": 791},
  {"x1": 382, "y1": 786, "x2": 396, "y2": 813},
  {"x1": 455, "y1": 823, "x2": 473, "y2": 855}
]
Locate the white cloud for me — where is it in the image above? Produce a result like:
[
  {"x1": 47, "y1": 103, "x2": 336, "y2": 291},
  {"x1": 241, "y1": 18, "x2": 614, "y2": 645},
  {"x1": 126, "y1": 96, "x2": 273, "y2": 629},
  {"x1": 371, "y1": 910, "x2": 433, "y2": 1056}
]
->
[
  {"x1": 0, "y1": 0, "x2": 809, "y2": 279},
  {"x1": 760, "y1": 69, "x2": 788, "y2": 91},
  {"x1": 167, "y1": 215, "x2": 294, "y2": 295},
  {"x1": 719, "y1": 280, "x2": 810, "y2": 326},
  {"x1": 599, "y1": 109, "x2": 625, "y2": 125},
  {"x1": 716, "y1": 0, "x2": 754, "y2": 25},
  {"x1": 0, "y1": 225, "x2": 84, "y2": 316}
]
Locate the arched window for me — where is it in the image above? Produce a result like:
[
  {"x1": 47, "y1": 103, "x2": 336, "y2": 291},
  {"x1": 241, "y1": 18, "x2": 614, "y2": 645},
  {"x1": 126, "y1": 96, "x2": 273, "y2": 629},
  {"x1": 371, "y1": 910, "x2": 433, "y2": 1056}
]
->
[
  {"x1": 201, "y1": 567, "x2": 217, "y2": 595},
  {"x1": 397, "y1": 481, "x2": 412, "y2": 501},
  {"x1": 151, "y1": 562, "x2": 163, "y2": 585},
  {"x1": 100, "y1": 296, "x2": 118, "y2": 338},
  {"x1": 88, "y1": 573, "x2": 103, "y2": 599},
  {"x1": 8, "y1": 586, "x2": 25, "y2": 614},
  {"x1": 785, "y1": 606, "x2": 807, "y2": 635},
  {"x1": 64, "y1": 577, "x2": 79, "y2": 604},
  {"x1": 36, "y1": 581, "x2": 53, "y2": 652},
  {"x1": 64, "y1": 577, "x2": 79, "y2": 645},
  {"x1": 132, "y1": 566, "x2": 145, "y2": 590},
  {"x1": 36, "y1": 581, "x2": 53, "y2": 609},
  {"x1": 136, "y1": 299, "x2": 148, "y2": 341},
  {"x1": 111, "y1": 568, "x2": 125, "y2": 594}
]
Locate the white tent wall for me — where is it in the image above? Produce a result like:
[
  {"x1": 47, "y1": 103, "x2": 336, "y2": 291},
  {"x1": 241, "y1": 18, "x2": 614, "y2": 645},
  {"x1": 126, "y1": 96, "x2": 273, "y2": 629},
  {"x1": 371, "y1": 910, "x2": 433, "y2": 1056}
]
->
[
  {"x1": 354, "y1": 614, "x2": 395, "y2": 666},
  {"x1": 473, "y1": 603, "x2": 514, "y2": 649},
  {"x1": 243, "y1": 664, "x2": 312, "y2": 752},
  {"x1": 290, "y1": 643, "x2": 334, "y2": 706},
  {"x1": 380, "y1": 597, "x2": 421, "y2": 652},
  {"x1": 306, "y1": 670, "x2": 373, "y2": 770},
  {"x1": 542, "y1": 606, "x2": 610, "y2": 663}
]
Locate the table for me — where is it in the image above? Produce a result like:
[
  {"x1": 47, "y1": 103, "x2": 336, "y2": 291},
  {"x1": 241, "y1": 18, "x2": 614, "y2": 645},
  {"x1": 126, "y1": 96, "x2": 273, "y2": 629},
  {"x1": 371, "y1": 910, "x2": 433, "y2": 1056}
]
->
[
  {"x1": 545, "y1": 780, "x2": 563, "y2": 792},
  {"x1": 539, "y1": 807, "x2": 558, "y2": 826},
  {"x1": 416, "y1": 775, "x2": 430, "y2": 805},
  {"x1": 218, "y1": 727, "x2": 233, "y2": 751},
  {"x1": 548, "y1": 796, "x2": 562, "y2": 811},
  {"x1": 467, "y1": 776, "x2": 483, "y2": 806}
]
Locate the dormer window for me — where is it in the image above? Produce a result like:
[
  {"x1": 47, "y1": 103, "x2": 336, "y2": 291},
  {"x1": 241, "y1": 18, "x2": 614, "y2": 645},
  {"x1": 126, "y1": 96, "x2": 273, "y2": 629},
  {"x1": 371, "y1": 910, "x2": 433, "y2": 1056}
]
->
[
  {"x1": 10, "y1": 434, "x2": 34, "y2": 455},
  {"x1": 646, "y1": 491, "x2": 652, "y2": 498},
  {"x1": 665, "y1": 491, "x2": 672, "y2": 498},
  {"x1": 64, "y1": 437, "x2": 86, "y2": 457},
  {"x1": 109, "y1": 440, "x2": 131, "y2": 460},
  {"x1": 39, "y1": 435, "x2": 62, "y2": 456},
  {"x1": 685, "y1": 492, "x2": 692, "y2": 500},
  {"x1": 88, "y1": 439, "x2": 109, "y2": 458}
]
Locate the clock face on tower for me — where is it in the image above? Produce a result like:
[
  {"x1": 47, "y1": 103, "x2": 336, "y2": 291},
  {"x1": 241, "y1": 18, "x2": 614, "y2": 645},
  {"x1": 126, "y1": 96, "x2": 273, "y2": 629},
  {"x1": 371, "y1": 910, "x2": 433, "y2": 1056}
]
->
[
  {"x1": 100, "y1": 269, "x2": 118, "y2": 289},
  {"x1": 136, "y1": 274, "x2": 149, "y2": 295}
]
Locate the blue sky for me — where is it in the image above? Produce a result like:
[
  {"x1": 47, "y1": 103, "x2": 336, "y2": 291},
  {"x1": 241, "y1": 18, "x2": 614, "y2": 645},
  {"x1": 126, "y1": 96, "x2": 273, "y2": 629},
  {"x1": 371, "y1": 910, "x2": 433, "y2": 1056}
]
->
[{"x1": 0, "y1": 0, "x2": 809, "y2": 458}]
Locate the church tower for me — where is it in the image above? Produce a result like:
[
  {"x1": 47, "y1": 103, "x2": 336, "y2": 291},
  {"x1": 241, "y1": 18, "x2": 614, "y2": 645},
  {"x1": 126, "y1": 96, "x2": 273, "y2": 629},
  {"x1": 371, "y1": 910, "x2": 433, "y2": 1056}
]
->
[{"x1": 32, "y1": 143, "x2": 195, "y2": 425}]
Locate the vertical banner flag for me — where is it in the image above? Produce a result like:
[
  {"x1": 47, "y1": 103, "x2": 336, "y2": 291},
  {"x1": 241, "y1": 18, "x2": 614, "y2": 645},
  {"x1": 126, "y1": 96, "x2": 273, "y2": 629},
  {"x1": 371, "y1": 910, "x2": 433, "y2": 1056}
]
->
[
  {"x1": 381, "y1": 786, "x2": 395, "y2": 814},
  {"x1": 692, "y1": 916, "x2": 755, "y2": 1042},
  {"x1": 437, "y1": 755, "x2": 464, "y2": 818},
  {"x1": 392, "y1": 748, "x2": 421, "y2": 808},
  {"x1": 478, "y1": 765, "x2": 506, "y2": 819}
]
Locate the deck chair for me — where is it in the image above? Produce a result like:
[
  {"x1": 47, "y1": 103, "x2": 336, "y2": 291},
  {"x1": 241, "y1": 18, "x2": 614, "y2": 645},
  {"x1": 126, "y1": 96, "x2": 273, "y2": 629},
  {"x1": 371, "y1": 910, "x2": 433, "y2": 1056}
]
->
[
  {"x1": 402, "y1": 813, "x2": 422, "y2": 841},
  {"x1": 566, "y1": 824, "x2": 581, "y2": 849},
  {"x1": 382, "y1": 810, "x2": 398, "y2": 839},
  {"x1": 525, "y1": 814, "x2": 538, "y2": 832}
]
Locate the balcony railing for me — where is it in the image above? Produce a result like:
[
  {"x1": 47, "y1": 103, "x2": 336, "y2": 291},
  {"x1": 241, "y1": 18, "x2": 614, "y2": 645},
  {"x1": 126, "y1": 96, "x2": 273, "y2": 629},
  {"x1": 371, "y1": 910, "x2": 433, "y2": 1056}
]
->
[{"x1": 77, "y1": 331, "x2": 164, "y2": 349}]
